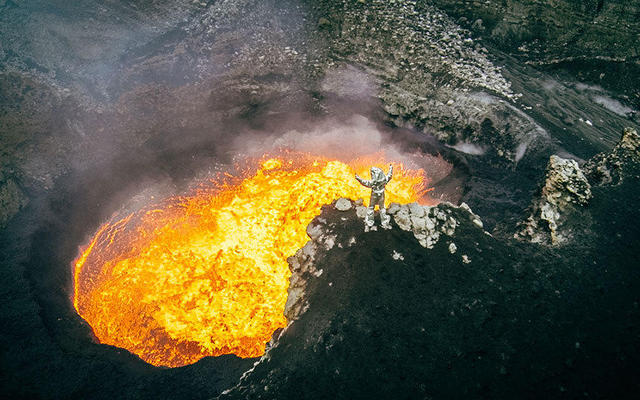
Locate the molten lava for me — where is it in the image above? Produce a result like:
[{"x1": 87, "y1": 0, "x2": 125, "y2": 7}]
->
[{"x1": 73, "y1": 154, "x2": 432, "y2": 367}]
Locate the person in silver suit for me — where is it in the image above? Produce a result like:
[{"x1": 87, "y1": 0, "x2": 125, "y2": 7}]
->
[{"x1": 355, "y1": 164, "x2": 393, "y2": 231}]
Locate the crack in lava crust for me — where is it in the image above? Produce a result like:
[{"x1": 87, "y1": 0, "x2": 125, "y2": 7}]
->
[{"x1": 73, "y1": 153, "x2": 432, "y2": 367}]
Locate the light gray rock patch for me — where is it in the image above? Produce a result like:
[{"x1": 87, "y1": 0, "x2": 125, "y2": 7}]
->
[
  {"x1": 355, "y1": 205, "x2": 368, "y2": 219},
  {"x1": 335, "y1": 198, "x2": 352, "y2": 211},
  {"x1": 393, "y1": 202, "x2": 459, "y2": 248},
  {"x1": 448, "y1": 243, "x2": 457, "y2": 254}
]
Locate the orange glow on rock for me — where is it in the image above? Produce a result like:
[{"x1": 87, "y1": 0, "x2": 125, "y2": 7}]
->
[{"x1": 73, "y1": 153, "x2": 432, "y2": 367}]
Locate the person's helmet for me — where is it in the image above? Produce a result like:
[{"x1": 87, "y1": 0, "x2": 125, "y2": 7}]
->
[{"x1": 370, "y1": 167, "x2": 385, "y2": 182}]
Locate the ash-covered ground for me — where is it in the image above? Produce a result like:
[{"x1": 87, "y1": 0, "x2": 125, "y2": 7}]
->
[{"x1": 1, "y1": 0, "x2": 639, "y2": 399}]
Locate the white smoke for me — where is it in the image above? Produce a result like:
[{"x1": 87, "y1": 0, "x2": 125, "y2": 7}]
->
[{"x1": 231, "y1": 114, "x2": 454, "y2": 187}]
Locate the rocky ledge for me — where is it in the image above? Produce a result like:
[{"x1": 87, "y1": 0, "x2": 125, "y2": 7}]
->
[
  {"x1": 219, "y1": 187, "x2": 640, "y2": 399},
  {"x1": 283, "y1": 199, "x2": 485, "y2": 322}
]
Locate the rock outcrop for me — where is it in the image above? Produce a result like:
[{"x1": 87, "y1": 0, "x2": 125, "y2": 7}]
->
[
  {"x1": 517, "y1": 127, "x2": 640, "y2": 246},
  {"x1": 583, "y1": 127, "x2": 640, "y2": 186},
  {"x1": 517, "y1": 155, "x2": 592, "y2": 245},
  {"x1": 387, "y1": 201, "x2": 459, "y2": 248}
]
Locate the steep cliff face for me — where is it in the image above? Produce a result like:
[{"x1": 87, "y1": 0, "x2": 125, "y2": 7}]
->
[{"x1": 428, "y1": 0, "x2": 640, "y2": 60}]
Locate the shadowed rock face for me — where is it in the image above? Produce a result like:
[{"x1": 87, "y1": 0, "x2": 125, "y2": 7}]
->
[
  {"x1": 428, "y1": 0, "x2": 640, "y2": 108},
  {"x1": 429, "y1": 0, "x2": 640, "y2": 59}
]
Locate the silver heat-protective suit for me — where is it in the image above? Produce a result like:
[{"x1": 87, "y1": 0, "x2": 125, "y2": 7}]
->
[{"x1": 355, "y1": 165, "x2": 393, "y2": 231}]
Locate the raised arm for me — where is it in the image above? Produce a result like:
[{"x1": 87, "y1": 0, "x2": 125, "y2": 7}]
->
[
  {"x1": 355, "y1": 174, "x2": 372, "y2": 188},
  {"x1": 386, "y1": 164, "x2": 393, "y2": 182}
]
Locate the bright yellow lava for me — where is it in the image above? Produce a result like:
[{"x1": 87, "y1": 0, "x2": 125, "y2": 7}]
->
[{"x1": 73, "y1": 154, "x2": 431, "y2": 367}]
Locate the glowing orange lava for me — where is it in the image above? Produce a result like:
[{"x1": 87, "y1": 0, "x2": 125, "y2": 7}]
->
[{"x1": 73, "y1": 153, "x2": 432, "y2": 367}]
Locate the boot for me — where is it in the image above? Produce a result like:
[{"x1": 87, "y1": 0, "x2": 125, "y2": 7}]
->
[
  {"x1": 380, "y1": 208, "x2": 392, "y2": 229},
  {"x1": 364, "y1": 207, "x2": 375, "y2": 232}
]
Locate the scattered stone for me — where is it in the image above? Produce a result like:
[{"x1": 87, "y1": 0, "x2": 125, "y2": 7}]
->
[
  {"x1": 318, "y1": 17, "x2": 331, "y2": 29},
  {"x1": 323, "y1": 235, "x2": 336, "y2": 250},
  {"x1": 459, "y1": 202, "x2": 484, "y2": 229},
  {"x1": 387, "y1": 202, "x2": 402, "y2": 215},
  {"x1": 355, "y1": 205, "x2": 368, "y2": 219},
  {"x1": 286, "y1": 216, "x2": 340, "y2": 320},
  {"x1": 471, "y1": 18, "x2": 485, "y2": 33},
  {"x1": 462, "y1": 255, "x2": 471, "y2": 264},
  {"x1": 392, "y1": 250, "x2": 405, "y2": 261},
  {"x1": 335, "y1": 198, "x2": 352, "y2": 211},
  {"x1": 306, "y1": 222, "x2": 324, "y2": 241},
  {"x1": 393, "y1": 204, "x2": 412, "y2": 231},
  {"x1": 408, "y1": 202, "x2": 425, "y2": 217},
  {"x1": 448, "y1": 243, "x2": 457, "y2": 254}
]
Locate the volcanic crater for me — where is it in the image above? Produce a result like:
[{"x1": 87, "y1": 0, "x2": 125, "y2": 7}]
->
[{"x1": 1, "y1": 1, "x2": 639, "y2": 399}]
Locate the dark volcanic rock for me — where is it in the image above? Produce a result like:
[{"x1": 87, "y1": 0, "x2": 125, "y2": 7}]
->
[
  {"x1": 220, "y1": 195, "x2": 640, "y2": 399},
  {"x1": 428, "y1": 0, "x2": 640, "y2": 108},
  {"x1": 429, "y1": 0, "x2": 640, "y2": 60}
]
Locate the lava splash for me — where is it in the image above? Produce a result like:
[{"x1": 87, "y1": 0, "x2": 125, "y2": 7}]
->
[{"x1": 73, "y1": 153, "x2": 432, "y2": 367}]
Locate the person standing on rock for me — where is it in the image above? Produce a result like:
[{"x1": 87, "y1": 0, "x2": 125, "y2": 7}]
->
[{"x1": 355, "y1": 164, "x2": 393, "y2": 231}]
